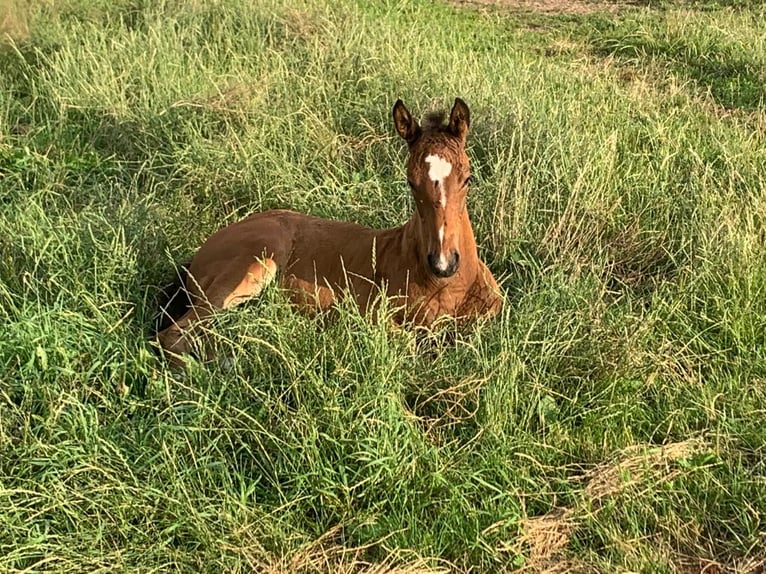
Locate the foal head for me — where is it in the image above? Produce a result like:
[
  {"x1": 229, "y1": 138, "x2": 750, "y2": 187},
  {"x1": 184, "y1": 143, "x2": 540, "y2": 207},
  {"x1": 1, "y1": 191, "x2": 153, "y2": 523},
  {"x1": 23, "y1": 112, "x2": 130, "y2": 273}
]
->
[{"x1": 393, "y1": 98, "x2": 472, "y2": 279}]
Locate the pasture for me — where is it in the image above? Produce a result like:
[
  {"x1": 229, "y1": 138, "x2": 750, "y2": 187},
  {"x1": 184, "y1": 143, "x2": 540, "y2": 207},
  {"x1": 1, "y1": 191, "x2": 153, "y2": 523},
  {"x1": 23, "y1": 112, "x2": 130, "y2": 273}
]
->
[{"x1": 1, "y1": 0, "x2": 765, "y2": 571}]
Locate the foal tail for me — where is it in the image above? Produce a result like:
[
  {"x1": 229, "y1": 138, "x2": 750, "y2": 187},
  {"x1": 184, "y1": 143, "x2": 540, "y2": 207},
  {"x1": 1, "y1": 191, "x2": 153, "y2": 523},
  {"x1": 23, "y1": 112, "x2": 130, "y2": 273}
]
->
[{"x1": 153, "y1": 262, "x2": 192, "y2": 335}]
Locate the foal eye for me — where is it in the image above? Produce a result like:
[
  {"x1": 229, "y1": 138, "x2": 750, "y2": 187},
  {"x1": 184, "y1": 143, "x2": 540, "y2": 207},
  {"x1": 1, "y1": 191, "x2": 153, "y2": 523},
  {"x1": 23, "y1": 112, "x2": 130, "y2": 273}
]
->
[
  {"x1": 463, "y1": 175, "x2": 473, "y2": 188},
  {"x1": 407, "y1": 180, "x2": 415, "y2": 189}
]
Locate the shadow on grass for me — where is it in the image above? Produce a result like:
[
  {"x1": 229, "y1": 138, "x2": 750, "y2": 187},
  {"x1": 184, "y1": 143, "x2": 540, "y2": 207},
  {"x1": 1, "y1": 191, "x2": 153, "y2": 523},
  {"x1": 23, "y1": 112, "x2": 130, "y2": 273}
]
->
[{"x1": 592, "y1": 28, "x2": 764, "y2": 111}]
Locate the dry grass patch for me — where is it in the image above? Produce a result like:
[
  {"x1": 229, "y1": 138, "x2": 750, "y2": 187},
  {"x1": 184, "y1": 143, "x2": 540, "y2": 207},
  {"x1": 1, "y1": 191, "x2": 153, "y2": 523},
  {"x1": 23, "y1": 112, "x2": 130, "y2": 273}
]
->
[
  {"x1": 543, "y1": 39, "x2": 586, "y2": 57},
  {"x1": 198, "y1": 84, "x2": 265, "y2": 116},
  {"x1": 264, "y1": 552, "x2": 449, "y2": 574},
  {"x1": 0, "y1": 0, "x2": 29, "y2": 41},
  {"x1": 500, "y1": 438, "x2": 710, "y2": 571},
  {"x1": 258, "y1": 527, "x2": 450, "y2": 574},
  {"x1": 675, "y1": 550, "x2": 766, "y2": 574},
  {"x1": 579, "y1": 438, "x2": 706, "y2": 500},
  {"x1": 281, "y1": 7, "x2": 322, "y2": 43},
  {"x1": 450, "y1": 0, "x2": 637, "y2": 15}
]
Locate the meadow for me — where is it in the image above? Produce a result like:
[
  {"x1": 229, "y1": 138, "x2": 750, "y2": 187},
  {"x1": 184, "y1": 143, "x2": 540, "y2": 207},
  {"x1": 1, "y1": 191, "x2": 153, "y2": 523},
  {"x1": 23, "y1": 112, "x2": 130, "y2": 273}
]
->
[{"x1": 1, "y1": 0, "x2": 765, "y2": 571}]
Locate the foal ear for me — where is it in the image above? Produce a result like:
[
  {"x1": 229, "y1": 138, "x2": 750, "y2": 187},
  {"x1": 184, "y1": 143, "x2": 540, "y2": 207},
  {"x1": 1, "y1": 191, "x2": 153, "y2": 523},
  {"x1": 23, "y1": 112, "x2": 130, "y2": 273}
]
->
[
  {"x1": 448, "y1": 97, "x2": 471, "y2": 141},
  {"x1": 392, "y1": 99, "x2": 421, "y2": 145}
]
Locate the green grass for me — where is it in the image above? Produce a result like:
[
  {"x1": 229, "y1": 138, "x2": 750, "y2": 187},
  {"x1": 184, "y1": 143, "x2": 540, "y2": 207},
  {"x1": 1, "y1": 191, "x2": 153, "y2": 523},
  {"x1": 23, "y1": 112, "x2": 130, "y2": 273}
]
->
[
  {"x1": 592, "y1": 6, "x2": 766, "y2": 110},
  {"x1": 1, "y1": 0, "x2": 766, "y2": 571}
]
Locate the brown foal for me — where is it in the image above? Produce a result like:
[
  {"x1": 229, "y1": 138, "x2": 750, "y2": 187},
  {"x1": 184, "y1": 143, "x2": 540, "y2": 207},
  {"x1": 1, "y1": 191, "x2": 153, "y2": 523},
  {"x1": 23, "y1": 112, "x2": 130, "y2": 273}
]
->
[{"x1": 157, "y1": 98, "x2": 502, "y2": 365}]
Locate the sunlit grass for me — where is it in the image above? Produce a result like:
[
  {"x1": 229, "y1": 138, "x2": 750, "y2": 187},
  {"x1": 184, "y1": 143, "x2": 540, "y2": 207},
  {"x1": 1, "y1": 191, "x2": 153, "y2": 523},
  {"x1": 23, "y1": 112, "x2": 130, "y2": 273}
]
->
[{"x1": 1, "y1": 0, "x2": 765, "y2": 571}]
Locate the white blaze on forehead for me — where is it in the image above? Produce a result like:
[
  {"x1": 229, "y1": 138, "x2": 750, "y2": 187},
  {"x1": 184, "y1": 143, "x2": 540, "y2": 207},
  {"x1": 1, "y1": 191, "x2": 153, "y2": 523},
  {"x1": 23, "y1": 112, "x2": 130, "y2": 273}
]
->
[
  {"x1": 425, "y1": 154, "x2": 452, "y2": 208},
  {"x1": 438, "y1": 225, "x2": 444, "y2": 246},
  {"x1": 425, "y1": 154, "x2": 452, "y2": 182}
]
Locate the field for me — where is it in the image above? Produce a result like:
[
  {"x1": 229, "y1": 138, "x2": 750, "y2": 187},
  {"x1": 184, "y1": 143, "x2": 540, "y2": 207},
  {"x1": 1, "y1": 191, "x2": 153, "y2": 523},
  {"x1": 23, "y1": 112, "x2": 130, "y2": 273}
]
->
[{"x1": 1, "y1": 0, "x2": 765, "y2": 571}]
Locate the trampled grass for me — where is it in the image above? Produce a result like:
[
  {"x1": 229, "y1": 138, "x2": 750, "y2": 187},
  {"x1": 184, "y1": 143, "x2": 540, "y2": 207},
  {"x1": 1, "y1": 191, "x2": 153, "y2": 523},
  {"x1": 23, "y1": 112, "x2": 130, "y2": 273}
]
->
[{"x1": 1, "y1": 0, "x2": 765, "y2": 571}]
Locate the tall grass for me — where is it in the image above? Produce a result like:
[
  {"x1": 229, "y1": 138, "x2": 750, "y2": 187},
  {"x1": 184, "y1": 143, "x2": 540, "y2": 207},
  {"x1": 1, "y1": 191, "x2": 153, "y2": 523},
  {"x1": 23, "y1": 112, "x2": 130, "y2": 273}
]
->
[{"x1": 1, "y1": 0, "x2": 765, "y2": 571}]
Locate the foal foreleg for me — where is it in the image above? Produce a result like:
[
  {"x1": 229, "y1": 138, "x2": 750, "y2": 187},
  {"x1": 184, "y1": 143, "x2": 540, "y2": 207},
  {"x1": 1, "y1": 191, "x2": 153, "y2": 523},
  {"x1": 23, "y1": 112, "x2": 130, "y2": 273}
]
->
[
  {"x1": 157, "y1": 257, "x2": 278, "y2": 367},
  {"x1": 157, "y1": 296, "x2": 216, "y2": 368}
]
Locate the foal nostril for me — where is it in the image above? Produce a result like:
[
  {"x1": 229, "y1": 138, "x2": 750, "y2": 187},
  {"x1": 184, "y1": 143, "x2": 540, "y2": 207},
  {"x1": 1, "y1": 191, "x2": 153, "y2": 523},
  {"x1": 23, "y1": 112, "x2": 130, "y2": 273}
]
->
[{"x1": 427, "y1": 252, "x2": 438, "y2": 271}]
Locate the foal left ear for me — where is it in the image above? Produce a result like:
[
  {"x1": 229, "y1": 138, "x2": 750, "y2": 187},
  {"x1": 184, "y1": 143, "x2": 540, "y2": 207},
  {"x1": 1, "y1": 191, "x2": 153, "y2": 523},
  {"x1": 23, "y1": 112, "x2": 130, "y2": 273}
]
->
[{"x1": 448, "y1": 97, "x2": 471, "y2": 141}]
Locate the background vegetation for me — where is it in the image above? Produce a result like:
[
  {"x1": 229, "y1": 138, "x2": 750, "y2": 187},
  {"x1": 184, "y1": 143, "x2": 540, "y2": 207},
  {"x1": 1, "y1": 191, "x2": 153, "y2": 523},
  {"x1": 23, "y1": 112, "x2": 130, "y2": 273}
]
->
[{"x1": 1, "y1": 0, "x2": 764, "y2": 571}]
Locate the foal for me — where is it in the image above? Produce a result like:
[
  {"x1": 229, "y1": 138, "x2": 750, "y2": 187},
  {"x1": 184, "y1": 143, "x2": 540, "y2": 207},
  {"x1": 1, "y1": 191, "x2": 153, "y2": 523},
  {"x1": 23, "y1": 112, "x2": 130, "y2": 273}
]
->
[{"x1": 158, "y1": 98, "x2": 502, "y2": 364}]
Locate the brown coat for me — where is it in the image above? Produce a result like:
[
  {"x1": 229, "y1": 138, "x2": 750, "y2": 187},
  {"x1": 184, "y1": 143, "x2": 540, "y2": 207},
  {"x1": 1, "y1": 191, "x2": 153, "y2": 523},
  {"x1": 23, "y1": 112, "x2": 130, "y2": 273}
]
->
[{"x1": 158, "y1": 98, "x2": 502, "y2": 365}]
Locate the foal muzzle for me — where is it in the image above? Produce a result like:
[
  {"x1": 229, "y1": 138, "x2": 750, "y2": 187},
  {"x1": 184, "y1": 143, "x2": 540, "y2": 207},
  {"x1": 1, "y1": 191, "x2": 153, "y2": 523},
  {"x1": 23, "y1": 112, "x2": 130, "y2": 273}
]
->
[{"x1": 427, "y1": 250, "x2": 460, "y2": 278}]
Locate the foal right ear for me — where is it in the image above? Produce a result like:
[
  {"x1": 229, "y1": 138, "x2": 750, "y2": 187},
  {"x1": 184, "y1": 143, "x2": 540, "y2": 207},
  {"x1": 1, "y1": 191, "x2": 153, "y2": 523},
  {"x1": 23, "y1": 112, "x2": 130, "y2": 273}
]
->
[
  {"x1": 392, "y1": 99, "x2": 421, "y2": 145},
  {"x1": 448, "y1": 97, "x2": 470, "y2": 141}
]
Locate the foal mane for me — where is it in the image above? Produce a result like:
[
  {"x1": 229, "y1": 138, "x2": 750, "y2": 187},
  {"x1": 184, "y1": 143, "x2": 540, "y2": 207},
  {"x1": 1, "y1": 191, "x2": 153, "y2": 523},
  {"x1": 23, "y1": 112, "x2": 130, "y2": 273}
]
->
[{"x1": 421, "y1": 110, "x2": 448, "y2": 133}]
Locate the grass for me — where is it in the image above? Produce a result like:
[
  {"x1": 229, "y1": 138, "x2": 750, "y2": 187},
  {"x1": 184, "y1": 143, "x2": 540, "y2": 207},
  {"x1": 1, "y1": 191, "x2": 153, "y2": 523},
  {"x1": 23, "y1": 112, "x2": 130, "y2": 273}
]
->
[
  {"x1": 1, "y1": 0, "x2": 765, "y2": 571},
  {"x1": 591, "y1": 6, "x2": 765, "y2": 111}
]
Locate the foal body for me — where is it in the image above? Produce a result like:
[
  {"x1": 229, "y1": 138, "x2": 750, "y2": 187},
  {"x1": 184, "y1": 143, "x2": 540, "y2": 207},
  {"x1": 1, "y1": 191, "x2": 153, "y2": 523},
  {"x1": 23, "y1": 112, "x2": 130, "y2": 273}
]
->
[{"x1": 158, "y1": 98, "x2": 502, "y2": 363}]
